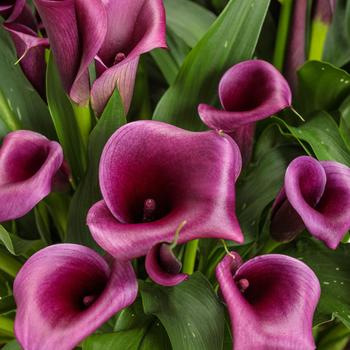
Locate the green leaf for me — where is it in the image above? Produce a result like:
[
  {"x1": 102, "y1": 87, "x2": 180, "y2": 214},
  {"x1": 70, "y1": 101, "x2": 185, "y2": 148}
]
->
[
  {"x1": 1, "y1": 340, "x2": 21, "y2": 350},
  {"x1": 236, "y1": 125, "x2": 303, "y2": 242},
  {"x1": 280, "y1": 238, "x2": 350, "y2": 328},
  {"x1": 164, "y1": 0, "x2": 216, "y2": 47},
  {"x1": 0, "y1": 295, "x2": 15, "y2": 315},
  {"x1": 339, "y1": 95, "x2": 350, "y2": 150},
  {"x1": 0, "y1": 27, "x2": 54, "y2": 137},
  {"x1": 0, "y1": 224, "x2": 43, "y2": 256},
  {"x1": 46, "y1": 54, "x2": 86, "y2": 184},
  {"x1": 296, "y1": 61, "x2": 350, "y2": 116},
  {"x1": 275, "y1": 111, "x2": 350, "y2": 166},
  {"x1": 140, "y1": 273, "x2": 225, "y2": 350},
  {"x1": 153, "y1": 0, "x2": 270, "y2": 130},
  {"x1": 323, "y1": 0, "x2": 350, "y2": 68},
  {"x1": 66, "y1": 89, "x2": 126, "y2": 248}
]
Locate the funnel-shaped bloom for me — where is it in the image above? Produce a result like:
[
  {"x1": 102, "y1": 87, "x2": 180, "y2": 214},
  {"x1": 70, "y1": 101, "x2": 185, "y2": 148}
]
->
[
  {"x1": 216, "y1": 253, "x2": 320, "y2": 350},
  {"x1": 270, "y1": 156, "x2": 350, "y2": 249},
  {"x1": 145, "y1": 242, "x2": 188, "y2": 286},
  {"x1": 34, "y1": 0, "x2": 166, "y2": 114},
  {"x1": 88, "y1": 120, "x2": 243, "y2": 260},
  {"x1": 14, "y1": 244, "x2": 138, "y2": 350},
  {"x1": 0, "y1": 130, "x2": 63, "y2": 222},
  {"x1": 3, "y1": 23, "x2": 48, "y2": 97},
  {"x1": 0, "y1": 0, "x2": 25, "y2": 22},
  {"x1": 198, "y1": 60, "x2": 291, "y2": 164}
]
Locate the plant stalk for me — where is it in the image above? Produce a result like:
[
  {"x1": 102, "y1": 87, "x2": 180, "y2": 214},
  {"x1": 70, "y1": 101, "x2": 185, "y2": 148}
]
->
[{"x1": 182, "y1": 239, "x2": 199, "y2": 275}]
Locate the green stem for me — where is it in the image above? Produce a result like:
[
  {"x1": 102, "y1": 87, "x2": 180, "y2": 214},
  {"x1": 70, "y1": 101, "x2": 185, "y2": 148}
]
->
[
  {"x1": 308, "y1": 19, "x2": 329, "y2": 60},
  {"x1": 0, "y1": 317, "x2": 14, "y2": 338},
  {"x1": 273, "y1": 0, "x2": 294, "y2": 71},
  {"x1": 0, "y1": 250, "x2": 22, "y2": 278},
  {"x1": 71, "y1": 102, "x2": 92, "y2": 152},
  {"x1": 182, "y1": 239, "x2": 199, "y2": 275},
  {"x1": 0, "y1": 90, "x2": 22, "y2": 131}
]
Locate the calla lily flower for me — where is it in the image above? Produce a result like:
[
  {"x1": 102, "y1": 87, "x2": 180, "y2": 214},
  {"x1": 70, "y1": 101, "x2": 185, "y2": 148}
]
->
[
  {"x1": 216, "y1": 253, "x2": 320, "y2": 350},
  {"x1": 0, "y1": 0, "x2": 25, "y2": 22},
  {"x1": 14, "y1": 244, "x2": 138, "y2": 350},
  {"x1": 270, "y1": 156, "x2": 350, "y2": 249},
  {"x1": 3, "y1": 23, "x2": 49, "y2": 97},
  {"x1": 34, "y1": 0, "x2": 166, "y2": 114},
  {"x1": 198, "y1": 60, "x2": 292, "y2": 164},
  {"x1": 0, "y1": 130, "x2": 64, "y2": 222},
  {"x1": 87, "y1": 120, "x2": 244, "y2": 260}
]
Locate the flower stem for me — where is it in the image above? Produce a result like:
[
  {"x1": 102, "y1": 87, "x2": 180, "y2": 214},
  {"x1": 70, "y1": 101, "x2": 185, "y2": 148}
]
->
[
  {"x1": 0, "y1": 250, "x2": 22, "y2": 278},
  {"x1": 273, "y1": 0, "x2": 293, "y2": 71},
  {"x1": 182, "y1": 239, "x2": 199, "y2": 275},
  {"x1": 0, "y1": 317, "x2": 14, "y2": 338},
  {"x1": 308, "y1": 19, "x2": 329, "y2": 60},
  {"x1": 71, "y1": 102, "x2": 92, "y2": 152}
]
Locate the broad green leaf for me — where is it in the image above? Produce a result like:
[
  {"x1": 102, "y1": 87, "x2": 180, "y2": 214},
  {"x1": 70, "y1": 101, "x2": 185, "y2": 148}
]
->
[
  {"x1": 0, "y1": 27, "x2": 54, "y2": 137},
  {"x1": 153, "y1": 0, "x2": 270, "y2": 130},
  {"x1": 0, "y1": 224, "x2": 43, "y2": 256},
  {"x1": 339, "y1": 95, "x2": 350, "y2": 150},
  {"x1": 164, "y1": 0, "x2": 216, "y2": 47},
  {"x1": 66, "y1": 90, "x2": 126, "y2": 248},
  {"x1": 0, "y1": 295, "x2": 15, "y2": 315},
  {"x1": 1, "y1": 340, "x2": 21, "y2": 350},
  {"x1": 140, "y1": 273, "x2": 225, "y2": 350},
  {"x1": 281, "y1": 238, "x2": 350, "y2": 328},
  {"x1": 236, "y1": 125, "x2": 303, "y2": 242},
  {"x1": 296, "y1": 61, "x2": 350, "y2": 116},
  {"x1": 46, "y1": 54, "x2": 86, "y2": 183},
  {"x1": 34, "y1": 203, "x2": 52, "y2": 245},
  {"x1": 323, "y1": 0, "x2": 350, "y2": 68},
  {"x1": 275, "y1": 112, "x2": 350, "y2": 166}
]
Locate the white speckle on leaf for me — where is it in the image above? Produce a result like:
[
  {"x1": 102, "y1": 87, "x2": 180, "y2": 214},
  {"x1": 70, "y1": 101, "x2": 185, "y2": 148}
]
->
[
  {"x1": 251, "y1": 220, "x2": 256, "y2": 226},
  {"x1": 336, "y1": 267, "x2": 340, "y2": 271},
  {"x1": 326, "y1": 128, "x2": 330, "y2": 132},
  {"x1": 340, "y1": 78, "x2": 345, "y2": 82},
  {"x1": 131, "y1": 313, "x2": 135, "y2": 317},
  {"x1": 224, "y1": 41, "x2": 228, "y2": 48},
  {"x1": 16, "y1": 107, "x2": 22, "y2": 120},
  {"x1": 321, "y1": 67, "x2": 325, "y2": 71},
  {"x1": 323, "y1": 281, "x2": 330, "y2": 285},
  {"x1": 192, "y1": 332, "x2": 196, "y2": 338},
  {"x1": 241, "y1": 203, "x2": 247, "y2": 210}
]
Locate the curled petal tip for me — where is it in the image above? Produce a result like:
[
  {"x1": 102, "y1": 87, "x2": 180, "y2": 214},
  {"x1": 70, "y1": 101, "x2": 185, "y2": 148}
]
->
[
  {"x1": 88, "y1": 121, "x2": 243, "y2": 260},
  {"x1": 198, "y1": 59, "x2": 292, "y2": 132},
  {"x1": 216, "y1": 253, "x2": 320, "y2": 350},
  {"x1": 14, "y1": 244, "x2": 138, "y2": 350},
  {"x1": 272, "y1": 156, "x2": 350, "y2": 248},
  {"x1": 0, "y1": 130, "x2": 63, "y2": 222}
]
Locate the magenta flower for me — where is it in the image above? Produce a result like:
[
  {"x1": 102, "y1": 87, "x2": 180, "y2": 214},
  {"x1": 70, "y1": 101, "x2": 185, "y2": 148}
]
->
[
  {"x1": 271, "y1": 156, "x2": 350, "y2": 249},
  {"x1": 0, "y1": 130, "x2": 63, "y2": 222},
  {"x1": 87, "y1": 120, "x2": 244, "y2": 260},
  {"x1": 0, "y1": 0, "x2": 25, "y2": 22},
  {"x1": 33, "y1": 0, "x2": 166, "y2": 114},
  {"x1": 198, "y1": 60, "x2": 292, "y2": 164},
  {"x1": 216, "y1": 253, "x2": 320, "y2": 350},
  {"x1": 14, "y1": 244, "x2": 138, "y2": 350},
  {"x1": 3, "y1": 23, "x2": 48, "y2": 97}
]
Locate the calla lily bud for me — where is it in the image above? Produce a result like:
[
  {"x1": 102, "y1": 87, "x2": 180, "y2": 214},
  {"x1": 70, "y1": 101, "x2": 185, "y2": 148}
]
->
[
  {"x1": 0, "y1": 130, "x2": 64, "y2": 222},
  {"x1": 14, "y1": 244, "x2": 138, "y2": 350},
  {"x1": 88, "y1": 120, "x2": 244, "y2": 260},
  {"x1": 271, "y1": 156, "x2": 350, "y2": 249},
  {"x1": 216, "y1": 253, "x2": 320, "y2": 350}
]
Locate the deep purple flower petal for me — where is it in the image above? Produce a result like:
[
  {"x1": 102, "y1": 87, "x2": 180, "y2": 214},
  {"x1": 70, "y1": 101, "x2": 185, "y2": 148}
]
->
[
  {"x1": 284, "y1": 156, "x2": 350, "y2": 249},
  {"x1": 145, "y1": 243, "x2": 188, "y2": 287},
  {"x1": 0, "y1": 130, "x2": 63, "y2": 222},
  {"x1": 91, "y1": 0, "x2": 167, "y2": 114},
  {"x1": 14, "y1": 244, "x2": 138, "y2": 350},
  {"x1": 0, "y1": 0, "x2": 25, "y2": 22},
  {"x1": 34, "y1": 0, "x2": 107, "y2": 104},
  {"x1": 87, "y1": 121, "x2": 243, "y2": 260},
  {"x1": 198, "y1": 60, "x2": 292, "y2": 132},
  {"x1": 3, "y1": 23, "x2": 48, "y2": 97},
  {"x1": 216, "y1": 253, "x2": 320, "y2": 350}
]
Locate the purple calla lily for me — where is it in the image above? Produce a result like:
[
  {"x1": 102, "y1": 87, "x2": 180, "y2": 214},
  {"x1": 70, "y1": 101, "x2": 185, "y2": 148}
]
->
[
  {"x1": 3, "y1": 23, "x2": 49, "y2": 97},
  {"x1": 14, "y1": 244, "x2": 138, "y2": 350},
  {"x1": 216, "y1": 253, "x2": 320, "y2": 350},
  {"x1": 87, "y1": 120, "x2": 244, "y2": 260},
  {"x1": 33, "y1": 0, "x2": 166, "y2": 114},
  {"x1": 0, "y1": 130, "x2": 63, "y2": 222},
  {"x1": 0, "y1": 0, "x2": 25, "y2": 22},
  {"x1": 198, "y1": 60, "x2": 292, "y2": 164},
  {"x1": 271, "y1": 156, "x2": 350, "y2": 249}
]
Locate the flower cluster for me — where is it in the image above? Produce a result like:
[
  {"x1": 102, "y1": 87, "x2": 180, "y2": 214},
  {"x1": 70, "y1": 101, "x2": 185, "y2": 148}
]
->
[{"x1": 0, "y1": 1, "x2": 349, "y2": 350}]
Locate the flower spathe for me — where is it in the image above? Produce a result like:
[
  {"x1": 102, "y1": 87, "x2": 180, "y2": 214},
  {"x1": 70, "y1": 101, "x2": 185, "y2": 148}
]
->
[
  {"x1": 14, "y1": 244, "x2": 138, "y2": 350},
  {"x1": 271, "y1": 156, "x2": 350, "y2": 249},
  {"x1": 87, "y1": 120, "x2": 244, "y2": 260},
  {"x1": 216, "y1": 253, "x2": 320, "y2": 350},
  {"x1": 198, "y1": 60, "x2": 292, "y2": 164},
  {"x1": 0, "y1": 130, "x2": 63, "y2": 222},
  {"x1": 33, "y1": 0, "x2": 166, "y2": 114}
]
